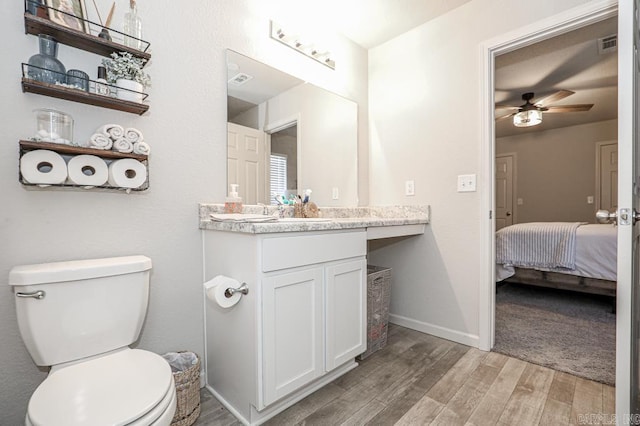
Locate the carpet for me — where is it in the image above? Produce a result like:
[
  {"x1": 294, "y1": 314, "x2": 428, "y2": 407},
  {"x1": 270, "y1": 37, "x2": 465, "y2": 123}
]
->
[{"x1": 493, "y1": 283, "x2": 616, "y2": 385}]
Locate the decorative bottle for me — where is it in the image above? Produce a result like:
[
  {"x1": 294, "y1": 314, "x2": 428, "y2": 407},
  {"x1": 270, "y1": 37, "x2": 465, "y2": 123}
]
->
[
  {"x1": 27, "y1": 34, "x2": 66, "y2": 85},
  {"x1": 94, "y1": 66, "x2": 111, "y2": 96},
  {"x1": 123, "y1": 0, "x2": 143, "y2": 50}
]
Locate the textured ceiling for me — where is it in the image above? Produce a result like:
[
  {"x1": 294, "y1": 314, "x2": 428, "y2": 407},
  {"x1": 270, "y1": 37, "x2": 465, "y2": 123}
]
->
[
  {"x1": 331, "y1": 0, "x2": 473, "y2": 48},
  {"x1": 265, "y1": 0, "x2": 472, "y2": 49}
]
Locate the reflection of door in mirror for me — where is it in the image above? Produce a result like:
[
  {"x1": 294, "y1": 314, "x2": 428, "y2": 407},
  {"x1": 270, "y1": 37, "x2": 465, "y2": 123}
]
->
[
  {"x1": 227, "y1": 120, "x2": 299, "y2": 205},
  {"x1": 227, "y1": 122, "x2": 267, "y2": 205}
]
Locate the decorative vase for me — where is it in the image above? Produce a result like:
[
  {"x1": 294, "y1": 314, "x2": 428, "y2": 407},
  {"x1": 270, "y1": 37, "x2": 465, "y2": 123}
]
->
[
  {"x1": 123, "y1": 0, "x2": 143, "y2": 50},
  {"x1": 116, "y1": 78, "x2": 144, "y2": 103},
  {"x1": 27, "y1": 34, "x2": 66, "y2": 85},
  {"x1": 26, "y1": 0, "x2": 44, "y2": 15}
]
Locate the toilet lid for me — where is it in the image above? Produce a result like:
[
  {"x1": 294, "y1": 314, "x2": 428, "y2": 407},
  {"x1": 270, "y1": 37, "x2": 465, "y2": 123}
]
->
[{"x1": 28, "y1": 349, "x2": 173, "y2": 426}]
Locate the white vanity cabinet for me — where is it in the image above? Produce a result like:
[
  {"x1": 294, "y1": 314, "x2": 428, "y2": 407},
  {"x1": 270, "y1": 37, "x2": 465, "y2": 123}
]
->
[
  {"x1": 262, "y1": 267, "x2": 324, "y2": 405},
  {"x1": 203, "y1": 229, "x2": 367, "y2": 425}
]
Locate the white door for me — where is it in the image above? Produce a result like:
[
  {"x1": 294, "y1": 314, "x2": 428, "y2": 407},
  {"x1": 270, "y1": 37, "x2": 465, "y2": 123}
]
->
[
  {"x1": 262, "y1": 268, "x2": 324, "y2": 406},
  {"x1": 495, "y1": 154, "x2": 514, "y2": 230},
  {"x1": 596, "y1": 142, "x2": 618, "y2": 211},
  {"x1": 227, "y1": 122, "x2": 267, "y2": 204},
  {"x1": 616, "y1": 1, "x2": 639, "y2": 416},
  {"x1": 325, "y1": 258, "x2": 367, "y2": 371}
]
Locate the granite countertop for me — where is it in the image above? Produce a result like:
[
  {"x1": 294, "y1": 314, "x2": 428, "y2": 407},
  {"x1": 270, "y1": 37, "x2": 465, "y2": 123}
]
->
[{"x1": 199, "y1": 204, "x2": 430, "y2": 234}]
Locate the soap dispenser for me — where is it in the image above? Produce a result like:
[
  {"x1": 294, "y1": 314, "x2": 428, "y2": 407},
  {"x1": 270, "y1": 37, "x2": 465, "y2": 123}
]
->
[{"x1": 224, "y1": 184, "x2": 243, "y2": 213}]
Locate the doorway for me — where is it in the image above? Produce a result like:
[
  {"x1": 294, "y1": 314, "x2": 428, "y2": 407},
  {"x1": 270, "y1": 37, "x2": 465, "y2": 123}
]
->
[{"x1": 478, "y1": 0, "x2": 629, "y2": 415}]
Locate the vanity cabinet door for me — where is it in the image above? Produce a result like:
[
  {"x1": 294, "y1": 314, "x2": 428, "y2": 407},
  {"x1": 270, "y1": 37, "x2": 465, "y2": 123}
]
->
[
  {"x1": 325, "y1": 258, "x2": 367, "y2": 371},
  {"x1": 262, "y1": 267, "x2": 324, "y2": 407}
]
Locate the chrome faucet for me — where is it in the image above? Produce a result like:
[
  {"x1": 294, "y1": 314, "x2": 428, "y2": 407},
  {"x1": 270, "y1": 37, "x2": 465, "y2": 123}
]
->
[{"x1": 257, "y1": 203, "x2": 269, "y2": 215}]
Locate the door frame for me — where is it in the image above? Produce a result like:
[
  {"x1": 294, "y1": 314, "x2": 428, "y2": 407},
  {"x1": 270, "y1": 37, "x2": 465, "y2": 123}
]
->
[
  {"x1": 478, "y1": 0, "x2": 619, "y2": 402},
  {"x1": 495, "y1": 152, "x2": 518, "y2": 227},
  {"x1": 264, "y1": 114, "x2": 302, "y2": 196}
]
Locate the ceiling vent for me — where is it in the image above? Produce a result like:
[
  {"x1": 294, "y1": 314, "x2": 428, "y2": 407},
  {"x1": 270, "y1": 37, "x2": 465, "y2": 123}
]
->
[
  {"x1": 597, "y1": 34, "x2": 617, "y2": 54},
  {"x1": 228, "y1": 73, "x2": 253, "y2": 86}
]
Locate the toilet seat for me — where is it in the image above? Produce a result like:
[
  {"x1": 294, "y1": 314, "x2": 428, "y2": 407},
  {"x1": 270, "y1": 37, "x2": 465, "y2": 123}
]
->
[{"x1": 27, "y1": 348, "x2": 176, "y2": 426}]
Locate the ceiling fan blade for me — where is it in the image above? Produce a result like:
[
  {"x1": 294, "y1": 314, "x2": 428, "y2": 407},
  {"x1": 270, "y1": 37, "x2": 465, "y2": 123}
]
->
[
  {"x1": 495, "y1": 112, "x2": 516, "y2": 121},
  {"x1": 495, "y1": 104, "x2": 520, "y2": 110},
  {"x1": 533, "y1": 90, "x2": 575, "y2": 107},
  {"x1": 544, "y1": 104, "x2": 594, "y2": 113}
]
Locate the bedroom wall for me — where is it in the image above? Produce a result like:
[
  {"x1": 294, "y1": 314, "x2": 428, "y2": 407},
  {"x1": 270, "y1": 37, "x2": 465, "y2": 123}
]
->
[
  {"x1": 0, "y1": 1, "x2": 368, "y2": 422},
  {"x1": 367, "y1": 0, "x2": 597, "y2": 345},
  {"x1": 496, "y1": 119, "x2": 617, "y2": 224}
]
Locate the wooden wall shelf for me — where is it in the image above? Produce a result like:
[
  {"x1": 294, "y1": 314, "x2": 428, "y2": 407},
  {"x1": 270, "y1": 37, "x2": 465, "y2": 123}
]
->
[
  {"x1": 24, "y1": 12, "x2": 151, "y2": 63},
  {"x1": 22, "y1": 77, "x2": 149, "y2": 115},
  {"x1": 19, "y1": 140, "x2": 148, "y2": 160},
  {"x1": 19, "y1": 140, "x2": 149, "y2": 191}
]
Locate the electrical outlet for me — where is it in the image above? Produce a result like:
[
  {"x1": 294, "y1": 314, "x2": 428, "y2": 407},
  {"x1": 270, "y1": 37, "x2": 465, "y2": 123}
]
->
[
  {"x1": 517, "y1": 198, "x2": 524, "y2": 206},
  {"x1": 457, "y1": 174, "x2": 477, "y2": 192},
  {"x1": 587, "y1": 196, "x2": 594, "y2": 204},
  {"x1": 332, "y1": 187, "x2": 339, "y2": 200},
  {"x1": 405, "y1": 180, "x2": 415, "y2": 196}
]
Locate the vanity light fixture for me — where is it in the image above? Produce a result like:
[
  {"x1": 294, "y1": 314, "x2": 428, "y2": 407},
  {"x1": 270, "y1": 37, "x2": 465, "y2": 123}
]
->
[
  {"x1": 513, "y1": 109, "x2": 542, "y2": 127},
  {"x1": 270, "y1": 21, "x2": 336, "y2": 70}
]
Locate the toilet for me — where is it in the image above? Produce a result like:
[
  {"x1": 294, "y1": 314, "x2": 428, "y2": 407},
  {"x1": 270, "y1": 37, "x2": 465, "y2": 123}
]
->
[{"x1": 9, "y1": 255, "x2": 177, "y2": 426}]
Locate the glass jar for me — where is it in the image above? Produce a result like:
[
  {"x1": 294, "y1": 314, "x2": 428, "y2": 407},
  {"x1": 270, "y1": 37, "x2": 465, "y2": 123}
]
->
[
  {"x1": 34, "y1": 109, "x2": 74, "y2": 144},
  {"x1": 27, "y1": 34, "x2": 66, "y2": 85},
  {"x1": 66, "y1": 69, "x2": 89, "y2": 91}
]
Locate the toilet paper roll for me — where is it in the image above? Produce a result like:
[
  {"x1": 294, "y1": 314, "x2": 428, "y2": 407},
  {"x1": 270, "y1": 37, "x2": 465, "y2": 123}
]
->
[
  {"x1": 67, "y1": 155, "x2": 108, "y2": 187},
  {"x1": 20, "y1": 150, "x2": 67, "y2": 185},
  {"x1": 203, "y1": 275, "x2": 242, "y2": 308},
  {"x1": 107, "y1": 158, "x2": 147, "y2": 189}
]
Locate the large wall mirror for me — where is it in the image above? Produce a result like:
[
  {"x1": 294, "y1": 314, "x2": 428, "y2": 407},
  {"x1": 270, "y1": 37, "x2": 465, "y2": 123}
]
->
[{"x1": 226, "y1": 50, "x2": 358, "y2": 206}]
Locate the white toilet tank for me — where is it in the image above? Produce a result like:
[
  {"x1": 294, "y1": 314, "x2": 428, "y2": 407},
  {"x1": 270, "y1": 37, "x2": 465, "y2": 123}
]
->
[{"x1": 9, "y1": 255, "x2": 152, "y2": 367}]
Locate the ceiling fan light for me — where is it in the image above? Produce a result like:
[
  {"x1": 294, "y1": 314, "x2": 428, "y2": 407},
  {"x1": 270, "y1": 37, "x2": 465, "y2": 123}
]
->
[{"x1": 513, "y1": 109, "x2": 542, "y2": 127}]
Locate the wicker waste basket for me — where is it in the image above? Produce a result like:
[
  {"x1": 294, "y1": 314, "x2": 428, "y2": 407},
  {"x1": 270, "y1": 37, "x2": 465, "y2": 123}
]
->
[
  {"x1": 163, "y1": 351, "x2": 201, "y2": 426},
  {"x1": 358, "y1": 265, "x2": 392, "y2": 360}
]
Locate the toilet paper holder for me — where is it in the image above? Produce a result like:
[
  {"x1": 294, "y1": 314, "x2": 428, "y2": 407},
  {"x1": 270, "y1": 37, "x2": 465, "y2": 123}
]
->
[{"x1": 224, "y1": 283, "x2": 249, "y2": 298}]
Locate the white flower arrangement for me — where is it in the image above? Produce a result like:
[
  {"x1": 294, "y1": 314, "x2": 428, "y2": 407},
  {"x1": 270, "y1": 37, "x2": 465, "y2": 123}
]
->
[{"x1": 101, "y1": 52, "x2": 151, "y2": 88}]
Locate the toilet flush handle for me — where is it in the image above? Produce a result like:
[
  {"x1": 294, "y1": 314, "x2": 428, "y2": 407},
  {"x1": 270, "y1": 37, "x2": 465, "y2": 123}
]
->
[{"x1": 16, "y1": 290, "x2": 46, "y2": 299}]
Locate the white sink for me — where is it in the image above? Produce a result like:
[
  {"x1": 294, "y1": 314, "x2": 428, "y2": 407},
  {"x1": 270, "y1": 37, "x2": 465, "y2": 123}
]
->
[{"x1": 278, "y1": 217, "x2": 333, "y2": 223}]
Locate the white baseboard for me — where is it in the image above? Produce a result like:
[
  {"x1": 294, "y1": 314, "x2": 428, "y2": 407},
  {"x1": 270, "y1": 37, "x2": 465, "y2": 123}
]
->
[{"x1": 389, "y1": 314, "x2": 480, "y2": 347}]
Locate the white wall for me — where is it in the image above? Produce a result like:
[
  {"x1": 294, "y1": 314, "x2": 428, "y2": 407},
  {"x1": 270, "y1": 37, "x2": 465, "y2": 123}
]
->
[
  {"x1": 368, "y1": 0, "x2": 596, "y2": 345},
  {"x1": 496, "y1": 120, "x2": 617, "y2": 224},
  {"x1": 0, "y1": 1, "x2": 367, "y2": 422}
]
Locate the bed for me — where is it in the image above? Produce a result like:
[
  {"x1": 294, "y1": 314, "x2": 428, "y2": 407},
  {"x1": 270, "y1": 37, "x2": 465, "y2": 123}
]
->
[{"x1": 495, "y1": 222, "x2": 617, "y2": 297}]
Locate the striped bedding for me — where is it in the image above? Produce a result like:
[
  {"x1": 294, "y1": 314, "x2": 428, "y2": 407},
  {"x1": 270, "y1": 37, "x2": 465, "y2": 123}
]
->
[{"x1": 495, "y1": 222, "x2": 586, "y2": 270}]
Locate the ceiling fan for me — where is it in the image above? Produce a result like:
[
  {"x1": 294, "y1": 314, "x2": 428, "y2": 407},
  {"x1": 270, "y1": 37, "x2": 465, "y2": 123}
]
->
[{"x1": 495, "y1": 90, "x2": 594, "y2": 127}]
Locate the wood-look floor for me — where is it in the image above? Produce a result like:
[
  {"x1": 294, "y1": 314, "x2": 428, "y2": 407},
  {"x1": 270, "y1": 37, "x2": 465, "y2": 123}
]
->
[{"x1": 193, "y1": 324, "x2": 615, "y2": 425}]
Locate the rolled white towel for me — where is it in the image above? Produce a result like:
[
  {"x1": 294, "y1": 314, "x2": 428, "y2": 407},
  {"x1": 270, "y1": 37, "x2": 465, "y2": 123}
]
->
[
  {"x1": 112, "y1": 138, "x2": 134, "y2": 153},
  {"x1": 88, "y1": 133, "x2": 113, "y2": 150},
  {"x1": 98, "y1": 124, "x2": 124, "y2": 140},
  {"x1": 124, "y1": 127, "x2": 144, "y2": 143},
  {"x1": 133, "y1": 141, "x2": 151, "y2": 155}
]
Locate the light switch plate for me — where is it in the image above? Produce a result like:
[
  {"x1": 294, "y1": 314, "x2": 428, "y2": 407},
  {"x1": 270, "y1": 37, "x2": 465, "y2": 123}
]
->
[
  {"x1": 457, "y1": 174, "x2": 477, "y2": 192},
  {"x1": 332, "y1": 187, "x2": 339, "y2": 200}
]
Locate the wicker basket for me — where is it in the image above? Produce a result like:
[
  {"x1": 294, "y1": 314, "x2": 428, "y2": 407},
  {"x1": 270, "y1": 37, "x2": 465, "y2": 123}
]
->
[
  {"x1": 170, "y1": 352, "x2": 201, "y2": 426},
  {"x1": 358, "y1": 266, "x2": 392, "y2": 360}
]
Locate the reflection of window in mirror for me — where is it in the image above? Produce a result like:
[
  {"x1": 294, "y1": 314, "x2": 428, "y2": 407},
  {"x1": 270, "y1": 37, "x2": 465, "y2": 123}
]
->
[
  {"x1": 270, "y1": 154, "x2": 287, "y2": 205},
  {"x1": 270, "y1": 125, "x2": 298, "y2": 203}
]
